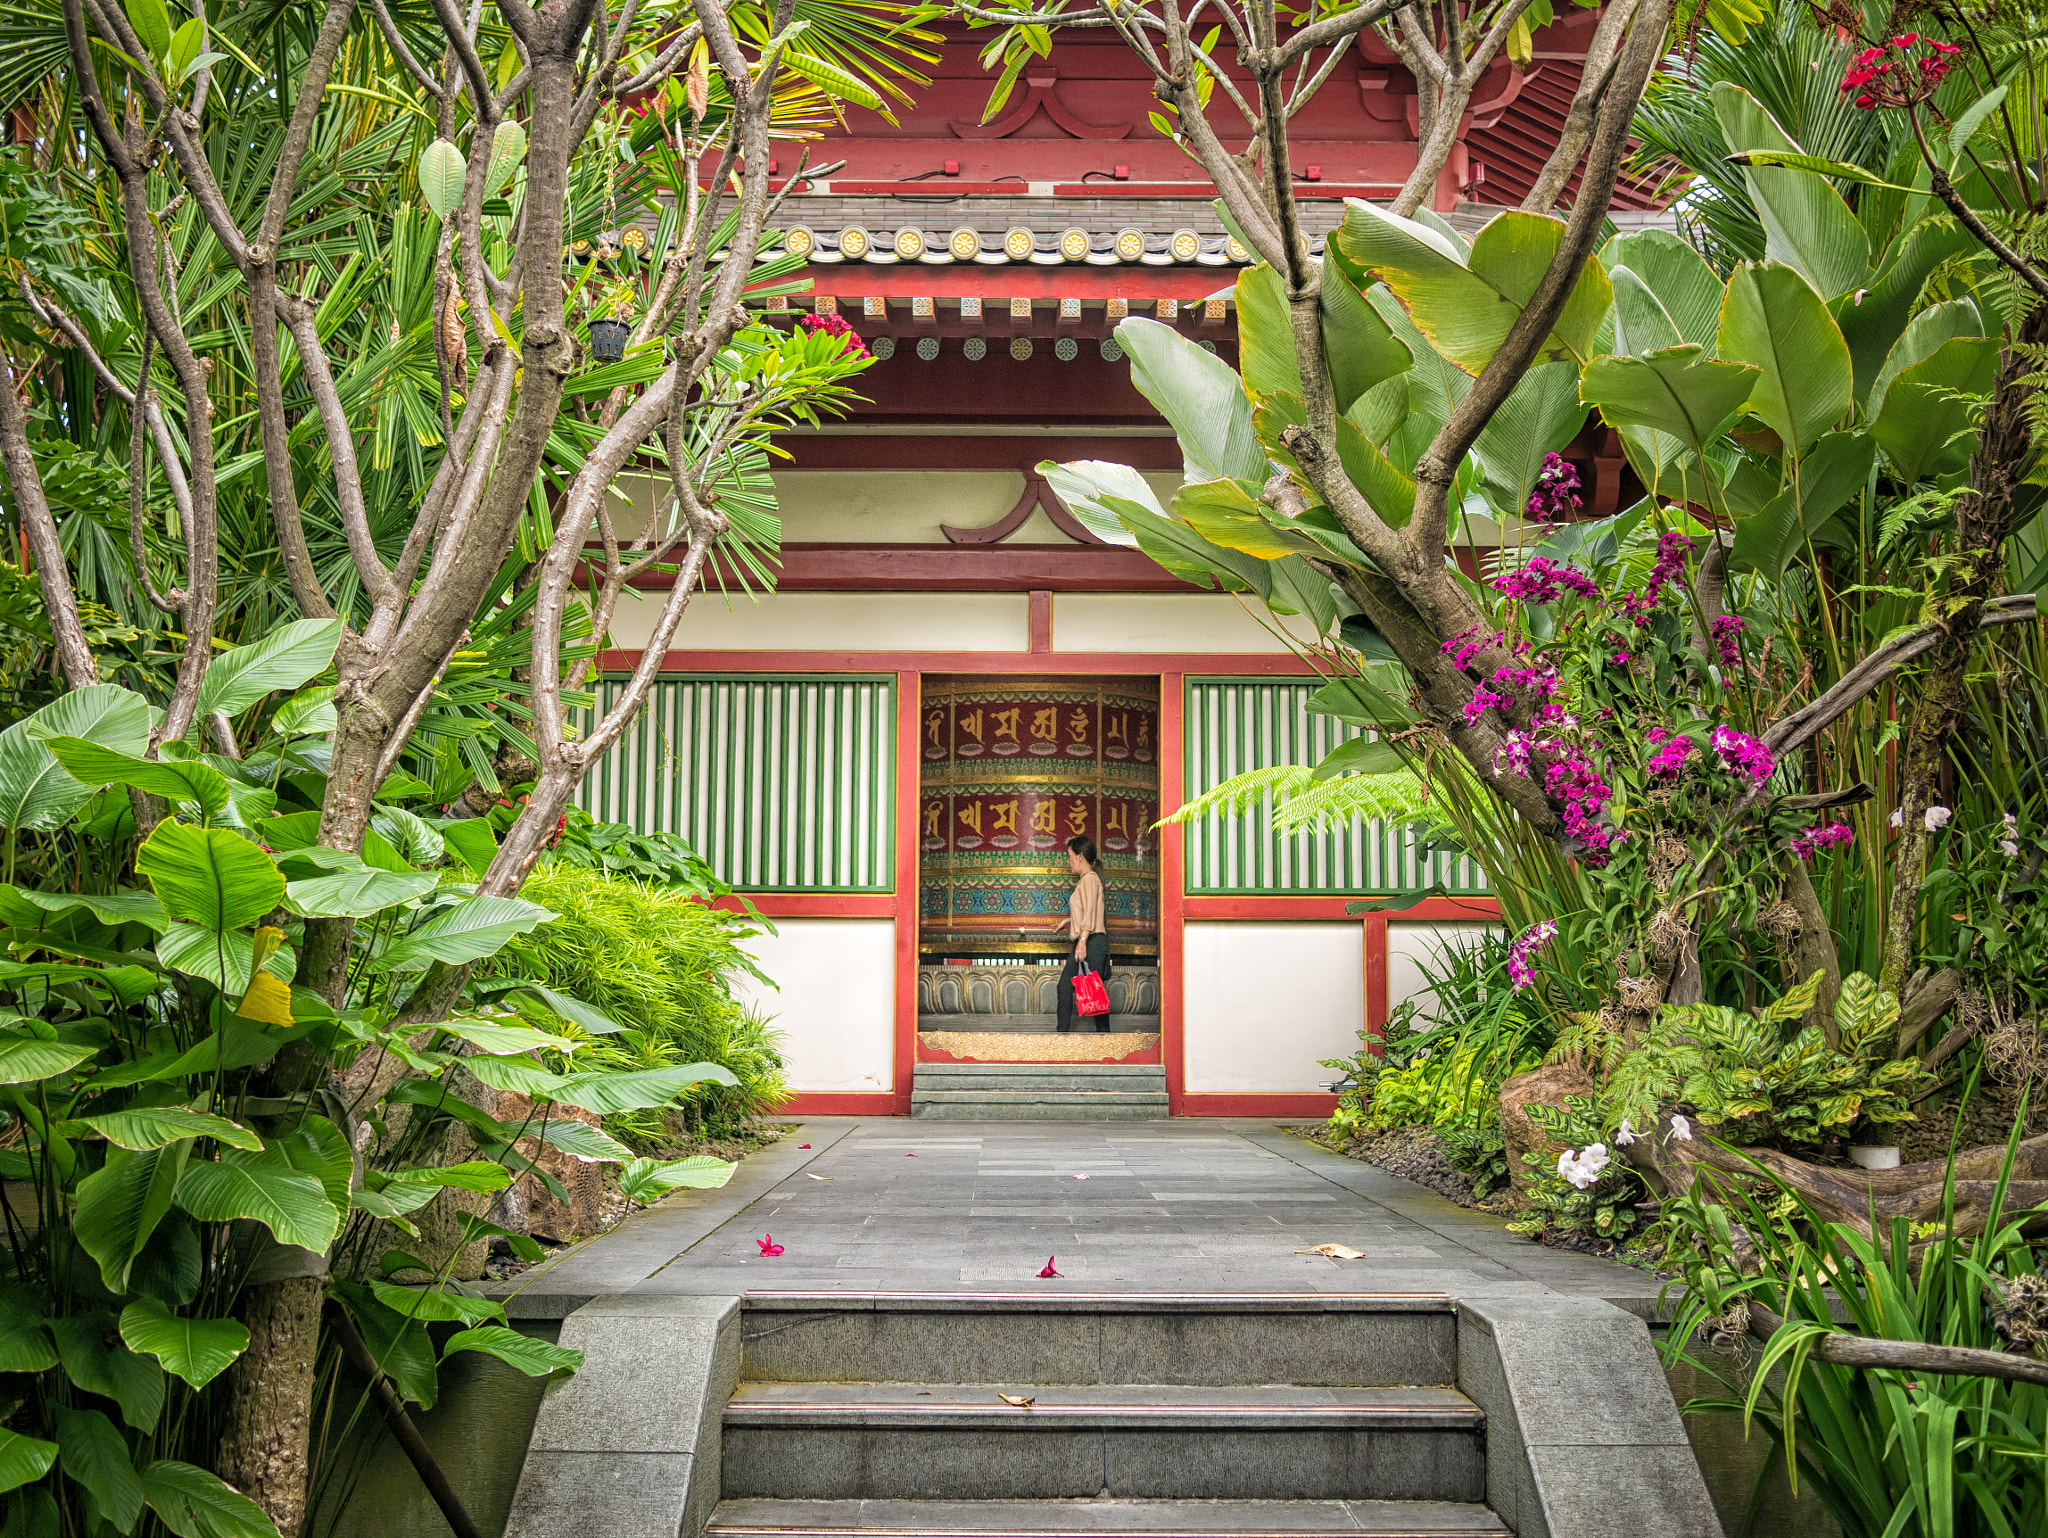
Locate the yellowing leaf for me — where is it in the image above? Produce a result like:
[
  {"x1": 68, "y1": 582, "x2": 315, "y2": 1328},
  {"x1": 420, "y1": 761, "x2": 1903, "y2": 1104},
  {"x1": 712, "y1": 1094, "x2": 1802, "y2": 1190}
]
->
[
  {"x1": 234, "y1": 970, "x2": 294, "y2": 1028},
  {"x1": 1295, "y1": 1243, "x2": 1366, "y2": 1259},
  {"x1": 997, "y1": 1393, "x2": 1035, "y2": 1407}
]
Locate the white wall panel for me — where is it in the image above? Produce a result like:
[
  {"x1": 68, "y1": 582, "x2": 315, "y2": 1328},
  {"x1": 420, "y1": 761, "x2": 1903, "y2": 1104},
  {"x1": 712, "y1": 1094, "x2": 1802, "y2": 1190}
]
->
[
  {"x1": 1052, "y1": 594, "x2": 1324, "y2": 654},
  {"x1": 732, "y1": 918, "x2": 897, "y2": 1094},
  {"x1": 1386, "y1": 920, "x2": 1503, "y2": 1028},
  {"x1": 1184, "y1": 921, "x2": 1365, "y2": 1092},
  {"x1": 608, "y1": 589, "x2": 1028, "y2": 653}
]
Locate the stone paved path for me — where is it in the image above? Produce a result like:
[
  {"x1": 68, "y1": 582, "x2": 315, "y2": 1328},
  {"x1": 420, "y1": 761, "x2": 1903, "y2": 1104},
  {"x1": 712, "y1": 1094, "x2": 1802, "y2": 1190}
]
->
[{"x1": 493, "y1": 1119, "x2": 1661, "y2": 1315}]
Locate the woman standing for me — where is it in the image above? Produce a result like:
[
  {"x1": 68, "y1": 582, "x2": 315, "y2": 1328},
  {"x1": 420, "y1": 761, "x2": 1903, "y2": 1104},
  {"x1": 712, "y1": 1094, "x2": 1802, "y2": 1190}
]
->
[{"x1": 1049, "y1": 835, "x2": 1112, "y2": 1033}]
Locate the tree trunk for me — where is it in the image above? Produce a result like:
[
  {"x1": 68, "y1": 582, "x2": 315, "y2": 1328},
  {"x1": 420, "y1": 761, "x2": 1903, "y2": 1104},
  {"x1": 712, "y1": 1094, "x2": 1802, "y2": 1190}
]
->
[{"x1": 217, "y1": 1274, "x2": 327, "y2": 1536}]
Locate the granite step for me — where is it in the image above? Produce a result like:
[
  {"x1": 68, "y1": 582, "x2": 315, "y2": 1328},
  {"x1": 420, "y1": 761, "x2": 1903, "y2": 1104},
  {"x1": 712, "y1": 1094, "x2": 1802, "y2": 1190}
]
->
[
  {"x1": 911, "y1": 1063, "x2": 1169, "y2": 1119},
  {"x1": 708, "y1": 1497, "x2": 1512, "y2": 1537},
  {"x1": 736, "y1": 1292, "x2": 1460, "y2": 1388},
  {"x1": 719, "y1": 1382, "x2": 1486, "y2": 1502}
]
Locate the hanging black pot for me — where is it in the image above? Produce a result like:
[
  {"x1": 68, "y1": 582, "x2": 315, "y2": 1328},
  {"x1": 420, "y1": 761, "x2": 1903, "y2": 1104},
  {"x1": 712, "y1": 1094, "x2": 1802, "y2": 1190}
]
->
[{"x1": 589, "y1": 317, "x2": 630, "y2": 362}]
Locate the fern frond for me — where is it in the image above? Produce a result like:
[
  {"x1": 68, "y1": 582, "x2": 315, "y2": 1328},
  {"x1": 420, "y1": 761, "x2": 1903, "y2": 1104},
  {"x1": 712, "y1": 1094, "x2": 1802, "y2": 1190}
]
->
[
  {"x1": 1158, "y1": 764, "x2": 1451, "y2": 836},
  {"x1": 1156, "y1": 765, "x2": 1320, "y2": 825}
]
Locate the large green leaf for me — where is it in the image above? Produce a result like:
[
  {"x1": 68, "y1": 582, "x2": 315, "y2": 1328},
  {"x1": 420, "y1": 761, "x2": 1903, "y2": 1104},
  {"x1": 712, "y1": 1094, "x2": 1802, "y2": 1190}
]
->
[
  {"x1": 75, "y1": 1143, "x2": 190, "y2": 1293},
  {"x1": 152, "y1": 925, "x2": 295, "y2": 995},
  {"x1": 119, "y1": 1298, "x2": 249, "y2": 1390},
  {"x1": 1602, "y1": 231, "x2": 1724, "y2": 349},
  {"x1": 20, "y1": 684, "x2": 154, "y2": 753},
  {"x1": 1836, "y1": 216, "x2": 1974, "y2": 405},
  {"x1": 1871, "y1": 337, "x2": 2001, "y2": 483},
  {"x1": 0, "y1": 1287, "x2": 57, "y2": 1374},
  {"x1": 1732, "y1": 431, "x2": 1878, "y2": 579},
  {"x1": 1581, "y1": 345, "x2": 1760, "y2": 451},
  {"x1": 78, "y1": 1109, "x2": 262, "y2": 1153},
  {"x1": 1337, "y1": 202, "x2": 1611, "y2": 373},
  {"x1": 1608, "y1": 267, "x2": 1683, "y2": 357},
  {"x1": 496, "y1": 983, "x2": 627, "y2": 1036},
  {"x1": 1037, "y1": 460, "x2": 1157, "y2": 548},
  {"x1": 329, "y1": 1282, "x2": 439, "y2": 1409},
  {"x1": 284, "y1": 865, "x2": 439, "y2": 919},
  {"x1": 260, "y1": 810, "x2": 415, "y2": 873},
  {"x1": 1171, "y1": 478, "x2": 1324, "y2": 560},
  {"x1": 49, "y1": 1313, "x2": 165, "y2": 1433},
  {"x1": 173, "y1": 1146, "x2": 342, "y2": 1253},
  {"x1": 368, "y1": 1281, "x2": 504, "y2": 1325},
  {"x1": 463, "y1": 1053, "x2": 564, "y2": 1098},
  {"x1": 56, "y1": 1405, "x2": 146, "y2": 1531},
  {"x1": 619, "y1": 1154, "x2": 737, "y2": 1201},
  {"x1": 1868, "y1": 299, "x2": 1985, "y2": 420},
  {"x1": 0, "y1": 684, "x2": 153, "y2": 833},
  {"x1": 1716, "y1": 262, "x2": 1853, "y2": 463},
  {"x1": 135, "y1": 822, "x2": 284, "y2": 931},
  {"x1": 42, "y1": 739, "x2": 231, "y2": 822},
  {"x1": 442, "y1": 1324, "x2": 584, "y2": 1378},
  {"x1": 1251, "y1": 394, "x2": 1416, "y2": 531},
  {"x1": 1114, "y1": 317, "x2": 1267, "y2": 483},
  {"x1": 1712, "y1": 83, "x2": 1869, "y2": 301},
  {"x1": 1235, "y1": 261, "x2": 1409, "y2": 414},
  {"x1": 0, "y1": 1033, "x2": 95, "y2": 1084},
  {"x1": 273, "y1": 1117, "x2": 353, "y2": 1210},
  {"x1": 529, "y1": 1118, "x2": 636, "y2": 1163},
  {"x1": 0, "y1": 886, "x2": 167, "y2": 931},
  {"x1": 381, "y1": 1161, "x2": 513, "y2": 1193},
  {"x1": 1472, "y1": 362, "x2": 1589, "y2": 519},
  {"x1": 0, "y1": 1426, "x2": 59, "y2": 1495},
  {"x1": 555, "y1": 1061, "x2": 739, "y2": 1116},
  {"x1": 139, "y1": 1459, "x2": 279, "y2": 1538},
  {"x1": 191, "y1": 618, "x2": 343, "y2": 724},
  {"x1": 372, "y1": 895, "x2": 555, "y2": 972}
]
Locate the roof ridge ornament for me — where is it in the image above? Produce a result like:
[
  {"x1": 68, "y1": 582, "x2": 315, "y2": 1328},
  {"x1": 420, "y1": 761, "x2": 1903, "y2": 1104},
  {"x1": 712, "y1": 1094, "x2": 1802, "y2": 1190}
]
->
[{"x1": 949, "y1": 64, "x2": 1134, "y2": 142}]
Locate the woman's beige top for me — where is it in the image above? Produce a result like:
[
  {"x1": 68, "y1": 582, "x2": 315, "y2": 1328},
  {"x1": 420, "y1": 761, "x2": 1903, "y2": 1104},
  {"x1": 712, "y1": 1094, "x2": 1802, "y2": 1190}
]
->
[{"x1": 1068, "y1": 869, "x2": 1105, "y2": 940}]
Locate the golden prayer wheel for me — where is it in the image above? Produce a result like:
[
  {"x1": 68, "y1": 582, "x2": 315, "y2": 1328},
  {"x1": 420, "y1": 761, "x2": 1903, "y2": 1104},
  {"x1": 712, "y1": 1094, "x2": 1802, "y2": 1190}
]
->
[{"x1": 918, "y1": 676, "x2": 1159, "y2": 960}]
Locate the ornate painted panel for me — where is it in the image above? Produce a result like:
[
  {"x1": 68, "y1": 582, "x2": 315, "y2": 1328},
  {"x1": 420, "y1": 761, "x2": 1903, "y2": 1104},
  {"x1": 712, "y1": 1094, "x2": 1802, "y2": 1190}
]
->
[{"x1": 919, "y1": 675, "x2": 1158, "y2": 958}]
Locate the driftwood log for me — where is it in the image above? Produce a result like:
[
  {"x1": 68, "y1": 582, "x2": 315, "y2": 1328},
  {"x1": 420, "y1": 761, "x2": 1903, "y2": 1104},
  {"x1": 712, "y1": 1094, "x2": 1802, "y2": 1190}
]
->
[
  {"x1": 1624, "y1": 1114, "x2": 2048, "y2": 1242},
  {"x1": 1744, "y1": 1300, "x2": 2048, "y2": 1388}
]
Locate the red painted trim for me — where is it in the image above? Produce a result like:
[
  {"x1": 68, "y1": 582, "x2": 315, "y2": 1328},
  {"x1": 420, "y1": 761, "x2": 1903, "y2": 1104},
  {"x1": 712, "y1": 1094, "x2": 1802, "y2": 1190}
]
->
[
  {"x1": 1028, "y1": 590, "x2": 1053, "y2": 653},
  {"x1": 1179, "y1": 1093, "x2": 1339, "y2": 1118},
  {"x1": 1180, "y1": 895, "x2": 1502, "y2": 920},
  {"x1": 1158, "y1": 672, "x2": 1186, "y2": 1116},
  {"x1": 786, "y1": 1091, "x2": 899, "y2": 1116},
  {"x1": 712, "y1": 893, "x2": 897, "y2": 918},
  {"x1": 1045, "y1": 182, "x2": 1398, "y2": 198},
  {"x1": 600, "y1": 649, "x2": 1318, "y2": 677},
  {"x1": 1364, "y1": 913, "x2": 1390, "y2": 1061},
  {"x1": 770, "y1": 436, "x2": 1180, "y2": 471},
  {"x1": 687, "y1": 545, "x2": 1200, "y2": 595},
  {"x1": 892, "y1": 671, "x2": 922, "y2": 1116}
]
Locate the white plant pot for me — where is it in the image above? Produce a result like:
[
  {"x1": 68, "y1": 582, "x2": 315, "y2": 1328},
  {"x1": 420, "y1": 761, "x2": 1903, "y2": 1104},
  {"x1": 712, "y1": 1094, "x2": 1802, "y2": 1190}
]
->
[{"x1": 1848, "y1": 1144, "x2": 1901, "y2": 1171}]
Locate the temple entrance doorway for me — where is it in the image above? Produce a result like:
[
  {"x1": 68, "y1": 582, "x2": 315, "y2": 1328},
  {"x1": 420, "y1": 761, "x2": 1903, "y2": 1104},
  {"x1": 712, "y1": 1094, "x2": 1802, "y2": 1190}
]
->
[{"x1": 914, "y1": 674, "x2": 1162, "y2": 1067}]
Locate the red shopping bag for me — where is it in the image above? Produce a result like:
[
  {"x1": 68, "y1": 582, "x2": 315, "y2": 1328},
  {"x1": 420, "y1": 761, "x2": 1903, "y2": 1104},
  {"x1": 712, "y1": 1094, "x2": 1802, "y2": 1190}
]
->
[{"x1": 1073, "y1": 966, "x2": 1110, "y2": 1017}]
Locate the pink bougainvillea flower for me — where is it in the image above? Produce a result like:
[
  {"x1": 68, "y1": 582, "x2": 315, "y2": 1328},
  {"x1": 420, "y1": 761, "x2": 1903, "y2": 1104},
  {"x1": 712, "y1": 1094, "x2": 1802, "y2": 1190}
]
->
[
  {"x1": 1038, "y1": 1256, "x2": 1062, "y2": 1278},
  {"x1": 1073, "y1": 1173, "x2": 1090, "y2": 1180},
  {"x1": 798, "y1": 1144, "x2": 811, "y2": 1149},
  {"x1": 757, "y1": 1234, "x2": 785, "y2": 1256},
  {"x1": 906, "y1": 1153, "x2": 917, "y2": 1157}
]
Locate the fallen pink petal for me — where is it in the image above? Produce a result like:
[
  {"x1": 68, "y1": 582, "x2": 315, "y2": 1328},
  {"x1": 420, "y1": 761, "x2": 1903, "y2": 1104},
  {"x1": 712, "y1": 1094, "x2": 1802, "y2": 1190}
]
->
[
  {"x1": 798, "y1": 1144, "x2": 811, "y2": 1149},
  {"x1": 757, "y1": 1234, "x2": 785, "y2": 1257},
  {"x1": 1073, "y1": 1173, "x2": 1090, "y2": 1180},
  {"x1": 1037, "y1": 1256, "x2": 1061, "y2": 1278}
]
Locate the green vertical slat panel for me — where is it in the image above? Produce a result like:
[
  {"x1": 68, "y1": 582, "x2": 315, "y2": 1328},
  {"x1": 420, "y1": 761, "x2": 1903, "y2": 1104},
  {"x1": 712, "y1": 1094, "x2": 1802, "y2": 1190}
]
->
[
  {"x1": 572, "y1": 674, "x2": 895, "y2": 891},
  {"x1": 1181, "y1": 676, "x2": 1489, "y2": 896}
]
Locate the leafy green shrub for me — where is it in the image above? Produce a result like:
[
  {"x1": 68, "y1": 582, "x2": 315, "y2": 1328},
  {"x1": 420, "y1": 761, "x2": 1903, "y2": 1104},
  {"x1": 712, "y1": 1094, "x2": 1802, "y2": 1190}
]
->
[
  {"x1": 1438, "y1": 1119, "x2": 1512, "y2": 1199},
  {"x1": 492, "y1": 865, "x2": 790, "y2": 1143},
  {"x1": 1554, "y1": 971, "x2": 1930, "y2": 1147},
  {"x1": 1510, "y1": 1095, "x2": 1647, "y2": 1246}
]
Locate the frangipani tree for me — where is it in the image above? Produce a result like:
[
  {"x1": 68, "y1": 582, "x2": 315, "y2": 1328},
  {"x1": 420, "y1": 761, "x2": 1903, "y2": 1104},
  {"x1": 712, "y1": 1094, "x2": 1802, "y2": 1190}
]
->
[
  {"x1": 0, "y1": 0, "x2": 920, "y2": 1529},
  {"x1": 1013, "y1": 1, "x2": 2048, "y2": 1218}
]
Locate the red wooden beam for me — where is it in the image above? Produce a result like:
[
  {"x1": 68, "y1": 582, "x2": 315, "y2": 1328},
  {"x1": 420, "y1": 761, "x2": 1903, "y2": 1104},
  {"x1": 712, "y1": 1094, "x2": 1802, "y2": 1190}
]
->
[
  {"x1": 768, "y1": 434, "x2": 1180, "y2": 471},
  {"x1": 687, "y1": 544, "x2": 1200, "y2": 594},
  {"x1": 599, "y1": 648, "x2": 1321, "y2": 676}
]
